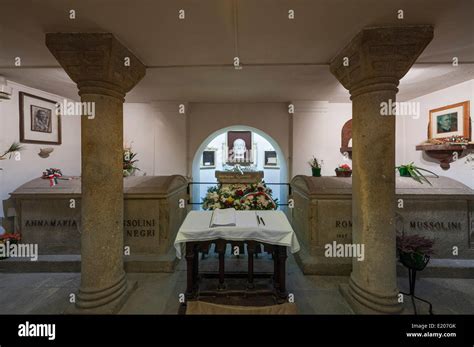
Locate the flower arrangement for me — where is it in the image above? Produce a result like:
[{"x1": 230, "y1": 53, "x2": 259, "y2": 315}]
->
[
  {"x1": 0, "y1": 233, "x2": 21, "y2": 243},
  {"x1": 41, "y1": 168, "x2": 63, "y2": 187},
  {"x1": 202, "y1": 182, "x2": 277, "y2": 210},
  {"x1": 396, "y1": 233, "x2": 434, "y2": 255},
  {"x1": 123, "y1": 147, "x2": 140, "y2": 177},
  {"x1": 335, "y1": 164, "x2": 352, "y2": 177},
  {"x1": 336, "y1": 164, "x2": 351, "y2": 171},
  {"x1": 426, "y1": 136, "x2": 469, "y2": 145},
  {"x1": 0, "y1": 232, "x2": 21, "y2": 260},
  {"x1": 396, "y1": 233, "x2": 434, "y2": 271}
]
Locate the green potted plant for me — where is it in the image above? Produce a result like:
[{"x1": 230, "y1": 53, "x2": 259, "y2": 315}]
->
[
  {"x1": 308, "y1": 157, "x2": 322, "y2": 177},
  {"x1": 123, "y1": 147, "x2": 140, "y2": 177},
  {"x1": 335, "y1": 164, "x2": 352, "y2": 177},
  {"x1": 396, "y1": 162, "x2": 439, "y2": 185}
]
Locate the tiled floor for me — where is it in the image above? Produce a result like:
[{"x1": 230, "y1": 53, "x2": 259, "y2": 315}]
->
[{"x1": 0, "y1": 254, "x2": 473, "y2": 315}]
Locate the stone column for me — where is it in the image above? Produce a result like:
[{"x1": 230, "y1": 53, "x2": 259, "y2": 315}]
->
[
  {"x1": 46, "y1": 33, "x2": 146, "y2": 313},
  {"x1": 330, "y1": 26, "x2": 433, "y2": 313}
]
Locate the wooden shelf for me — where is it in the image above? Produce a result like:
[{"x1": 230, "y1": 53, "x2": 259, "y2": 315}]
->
[{"x1": 415, "y1": 143, "x2": 474, "y2": 170}]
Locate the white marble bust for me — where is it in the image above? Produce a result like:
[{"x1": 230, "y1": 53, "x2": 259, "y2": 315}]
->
[{"x1": 232, "y1": 138, "x2": 247, "y2": 161}]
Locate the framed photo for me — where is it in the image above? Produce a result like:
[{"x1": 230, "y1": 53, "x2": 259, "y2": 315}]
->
[
  {"x1": 201, "y1": 148, "x2": 217, "y2": 169},
  {"x1": 19, "y1": 92, "x2": 61, "y2": 145},
  {"x1": 226, "y1": 130, "x2": 253, "y2": 164},
  {"x1": 264, "y1": 150, "x2": 279, "y2": 168},
  {"x1": 428, "y1": 101, "x2": 470, "y2": 140}
]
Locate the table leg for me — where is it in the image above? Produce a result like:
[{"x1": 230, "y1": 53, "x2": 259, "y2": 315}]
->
[
  {"x1": 216, "y1": 240, "x2": 226, "y2": 290},
  {"x1": 247, "y1": 241, "x2": 256, "y2": 289},
  {"x1": 277, "y1": 246, "x2": 288, "y2": 299},
  {"x1": 193, "y1": 245, "x2": 199, "y2": 288},
  {"x1": 185, "y1": 242, "x2": 196, "y2": 299},
  {"x1": 273, "y1": 246, "x2": 280, "y2": 291}
]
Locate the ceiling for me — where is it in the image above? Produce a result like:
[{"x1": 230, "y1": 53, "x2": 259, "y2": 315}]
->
[{"x1": 0, "y1": 0, "x2": 473, "y2": 103}]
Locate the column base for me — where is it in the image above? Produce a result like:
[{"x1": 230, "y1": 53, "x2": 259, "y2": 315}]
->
[
  {"x1": 339, "y1": 278, "x2": 403, "y2": 314},
  {"x1": 65, "y1": 279, "x2": 137, "y2": 314}
]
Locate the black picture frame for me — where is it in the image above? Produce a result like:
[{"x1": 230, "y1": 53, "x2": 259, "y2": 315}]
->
[{"x1": 19, "y1": 92, "x2": 62, "y2": 145}]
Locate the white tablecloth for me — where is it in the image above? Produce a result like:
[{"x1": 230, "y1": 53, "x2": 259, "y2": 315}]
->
[{"x1": 174, "y1": 210, "x2": 300, "y2": 259}]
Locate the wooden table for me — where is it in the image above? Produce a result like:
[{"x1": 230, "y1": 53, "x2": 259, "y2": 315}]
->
[
  {"x1": 184, "y1": 239, "x2": 288, "y2": 300},
  {"x1": 175, "y1": 210, "x2": 299, "y2": 302}
]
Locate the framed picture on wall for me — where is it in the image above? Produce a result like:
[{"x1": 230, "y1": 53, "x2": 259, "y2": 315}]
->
[
  {"x1": 19, "y1": 92, "x2": 61, "y2": 145},
  {"x1": 201, "y1": 148, "x2": 217, "y2": 169},
  {"x1": 428, "y1": 101, "x2": 470, "y2": 140},
  {"x1": 226, "y1": 130, "x2": 253, "y2": 164},
  {"x1": 264, "y1": 150, "x2": 279, "y2": 168}
]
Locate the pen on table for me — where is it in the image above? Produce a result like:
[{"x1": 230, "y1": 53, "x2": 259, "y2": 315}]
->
[
  {"x1": 256, "y1": 213, "x2": 260, "y2": 225},
  {"x1": 260, "y1": 216, "x2": 265, "y2": 226}
]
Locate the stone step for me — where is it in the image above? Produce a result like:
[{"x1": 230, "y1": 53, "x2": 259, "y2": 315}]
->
[{"x1": 0, "y1": 253, "x2": 178, "y2": 273}]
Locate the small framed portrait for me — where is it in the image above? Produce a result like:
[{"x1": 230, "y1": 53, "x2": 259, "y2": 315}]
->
[
  {"x1": 201, "y1": 148, "x2": 217, "y2": 169},
  {"x1": 429, "y1": 101, "x2": 470, "y2": 140},
  {"x1": 264, "y1": 150, "x2": 279, "y2": 168},
  {"x1": 20, "y1": 92, "x2": 61, "y2": 145},
  {"x1": 227, "y1": 131, "x2": 253, "y2": 164}
]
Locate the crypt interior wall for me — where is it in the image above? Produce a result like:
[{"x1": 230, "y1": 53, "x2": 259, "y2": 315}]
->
[
  {"x1": 1, "y1": 79, "x2": 473, "y2": 218},
  {"x1": 0, "y1": 81, "x2": 81, "y2": 219},
  {"x1": 401, "y1": 79, "x2": 474, "y2": 188}
]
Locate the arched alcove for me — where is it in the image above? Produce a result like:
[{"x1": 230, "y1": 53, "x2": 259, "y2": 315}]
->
[{"x1": 191, "y1": 125, "x2": 288, "y2": 210}]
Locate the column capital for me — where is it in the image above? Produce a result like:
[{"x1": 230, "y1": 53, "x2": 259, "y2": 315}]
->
[
  {"x1": 46, "y1": 33, "x2": 146, "y2": 99},
  {"x1": 330, "y1": 26, "x2": 433, "y2": 96}
]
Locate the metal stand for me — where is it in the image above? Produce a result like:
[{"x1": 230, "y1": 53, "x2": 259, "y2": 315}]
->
[{"x1": 400, "y1": 268, "x2": 433, "y2": 315}]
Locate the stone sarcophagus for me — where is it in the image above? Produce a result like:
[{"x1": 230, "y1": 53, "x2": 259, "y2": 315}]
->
[
  {"x1": 290, "y1": 176, "x2": 474, "y2": 276},
  {"x1": 4, "y1": 175, "x2": 188, "y2": 272}
]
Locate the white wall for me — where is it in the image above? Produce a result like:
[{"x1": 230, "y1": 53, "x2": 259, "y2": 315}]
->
[
  {"x1": 123, "y1": 102, "x2": 186, "y2": 177},
  {"x1": 292, "y1": 102, "x2": 352, "y2": 177},
  {"x1": 0, "y1": 81, "x2": 81, "y2": 218},
  {"x1": 187, "y1": 103, "x2": 291, "y2": 178},
  {"x1": 399, "y1": 80, "x2": 474, "y2": 188}
]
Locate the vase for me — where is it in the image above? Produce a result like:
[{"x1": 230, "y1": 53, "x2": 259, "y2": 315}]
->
[
  {"x1": 399, "y1": 251, "x2": 430, "y2": 271},
  {"x1": 312, "y1": 167, "x2": 321, "y2": 177},
  {"x1": 335, "y1": 169, "x2": 352, "y2": 177},
  {"x1": 398, "y1": 167, "x2": 410, "y2": 177}
]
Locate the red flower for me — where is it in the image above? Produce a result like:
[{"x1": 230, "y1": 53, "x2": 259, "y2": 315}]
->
[
  {"x1": 0, "y1": 233, "x2": 21, "y2": 241},
  {"x1": 338, "y1": 164, "x2": 351, "y2": 171},
  {"x1": 235, "y1": 190, "x2": 244, "y2": 197}
]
